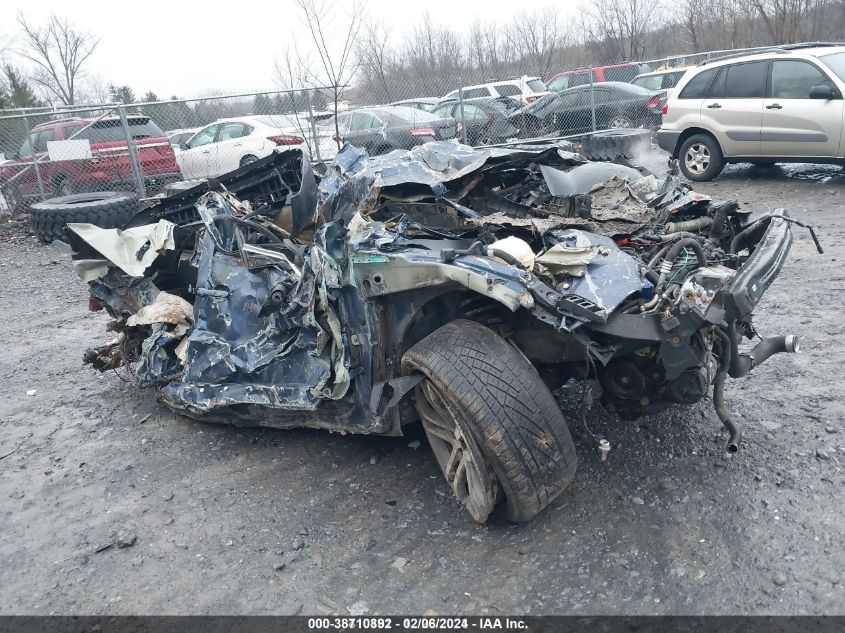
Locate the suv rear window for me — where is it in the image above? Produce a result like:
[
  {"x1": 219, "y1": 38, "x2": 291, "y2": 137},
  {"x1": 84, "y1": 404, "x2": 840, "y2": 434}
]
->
[
  {"x1": 64, "y1": 117, "x2": 165, "y2": 142},
  {"x1": 604, "y1": 66, "x2": 637, "y2": 82},
  {"x1": 678, "y1": 68, "x2": 719, "y2": 99},
  {"x1": 494, "y1": 84, "x2": 521, "y2": 97}
]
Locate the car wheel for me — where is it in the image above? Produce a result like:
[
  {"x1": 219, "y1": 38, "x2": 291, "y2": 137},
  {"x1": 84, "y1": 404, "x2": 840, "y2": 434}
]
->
[
  {"x1": 679, "y1": 134, "x2": 724, "y2": 182},
  {"x1": 30, "y1": 191, "x2": 140, "y2": 244},
  {"x1": 609, "y1": 115, "x2": 633, "y2": 128},
  {"x1": 239, "y1": 154, "x2": 258, "y2": 167},
  {"x1": 402, "y1": 319, "x2": 577, "y2": 523}
]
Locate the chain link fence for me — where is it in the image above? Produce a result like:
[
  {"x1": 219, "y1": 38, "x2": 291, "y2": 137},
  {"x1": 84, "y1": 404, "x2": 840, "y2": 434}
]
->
[
  {"x1": 0, "y1": 85, "x2": 661, "y2": 216},
  {"x1": 1, "y1": 44, "x2": 773, "y2": 216}
]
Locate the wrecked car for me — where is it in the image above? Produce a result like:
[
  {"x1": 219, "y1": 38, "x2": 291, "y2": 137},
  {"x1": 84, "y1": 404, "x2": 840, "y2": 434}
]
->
[{"x1": 63, "y1": 143, "x2": 816, "y2": 523}]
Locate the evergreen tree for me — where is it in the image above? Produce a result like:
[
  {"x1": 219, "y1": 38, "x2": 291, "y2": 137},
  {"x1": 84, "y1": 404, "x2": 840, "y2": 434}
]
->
[
  {"x1": 3, "y1": 66, "x2": 43, "y2": 108},
  {"x1": 109, "y1": 84, "x2": 136, "y2": 104}
]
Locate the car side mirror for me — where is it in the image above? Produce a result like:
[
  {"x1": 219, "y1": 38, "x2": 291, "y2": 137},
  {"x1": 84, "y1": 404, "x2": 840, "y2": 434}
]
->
[
  {"x1": 180, "y1": 141, "x2": 189, "y2": 150},
  {"x1": 809, "y1": 84, "x2": 835, "y2": 99}
]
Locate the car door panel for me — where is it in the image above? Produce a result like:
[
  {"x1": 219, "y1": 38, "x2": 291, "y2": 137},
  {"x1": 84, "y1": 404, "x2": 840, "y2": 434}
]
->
[
  {"x1": 762, "y1": 60, "x2": 844, "y2": 157},
  {"x1": 178, "y1": 125, "x2": 219, "y2": 179},
  {"x1": 214, "y1": 123, "x2": 256, "y2": 175},
  {"x1": 702, "y1": 62, "x2": 767, "y2": 157}
]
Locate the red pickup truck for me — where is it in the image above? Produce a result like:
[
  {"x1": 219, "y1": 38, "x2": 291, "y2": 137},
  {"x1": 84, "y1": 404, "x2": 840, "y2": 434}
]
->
[{"x1": 1, "y1": 114, "x2": 182, "y2": 205}]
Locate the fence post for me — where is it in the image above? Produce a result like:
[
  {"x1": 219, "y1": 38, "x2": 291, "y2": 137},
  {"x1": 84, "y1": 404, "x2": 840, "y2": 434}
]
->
[
  {"x1": 23, "y1": 115, "x2": 47, "y2": 201},
  {"x1": 306, "y1": 89, "x2": 322, "y2": 163},
  {"x1": 458, "y1": 88, "x2": 467, "y2": 145},
  {"x1": 588, "y1": 72, "x2": 597, "y2": 133},
  {"x1": 117, "y1": 105, "x2": 146, "y2": 198}
]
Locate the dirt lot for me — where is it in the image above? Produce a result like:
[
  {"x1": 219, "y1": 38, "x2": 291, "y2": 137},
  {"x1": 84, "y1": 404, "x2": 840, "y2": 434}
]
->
[{"x1": 1, "y1": 156, "x2": 844, "y2": 616}]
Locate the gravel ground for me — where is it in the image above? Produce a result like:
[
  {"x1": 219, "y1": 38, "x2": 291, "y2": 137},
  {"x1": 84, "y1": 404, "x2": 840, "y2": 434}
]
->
[{"x1": 1, "y1": 157, "x2": 843, "y2": 616}]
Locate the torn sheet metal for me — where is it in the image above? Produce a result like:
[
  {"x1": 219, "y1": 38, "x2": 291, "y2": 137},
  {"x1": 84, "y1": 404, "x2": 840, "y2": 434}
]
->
[
  {"x1": 546, "y1": 230, "x2": 648, "y2": 312},
  {"x1": 536, "y1": 239, "x2": 609, "y2": 277},
  {"x1": 540, "y1": 162, "x2": 644, "y2": 197},
  {"x1": 156, "y1": 193, "x2": 349, "y2": 415},
  {"x1": 68, "y1": 220, "x2": 176, "y2": 278}
]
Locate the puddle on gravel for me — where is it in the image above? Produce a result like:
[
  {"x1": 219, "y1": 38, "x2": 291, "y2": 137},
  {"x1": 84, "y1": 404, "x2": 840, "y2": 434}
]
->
[{"x1": 718, "y1": 162, "x2": 845, "y2": 184}]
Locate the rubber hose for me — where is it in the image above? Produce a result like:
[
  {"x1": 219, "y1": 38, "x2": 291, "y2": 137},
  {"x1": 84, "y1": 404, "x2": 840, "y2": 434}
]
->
[
  {"x1": 713, "y1": 327, "x2": 741, "y2": 453},
  {"x1": 664, "y1": 237, "x2": 707, "y2": 268},
  {"x1": 729, "y1": 217, "x2": 771, "y2": 255},
  {"x1": 665, "y1": 216, "x2": 712, "y2": 233}
]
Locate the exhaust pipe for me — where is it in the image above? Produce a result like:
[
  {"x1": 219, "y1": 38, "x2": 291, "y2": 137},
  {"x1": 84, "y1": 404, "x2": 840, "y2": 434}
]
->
[
  {"x1": 715, "y1": 329, "x2": 800, "y2": 452},
  {"x1": 729, "y1": 331, "x2": 800, "y2": 378}
]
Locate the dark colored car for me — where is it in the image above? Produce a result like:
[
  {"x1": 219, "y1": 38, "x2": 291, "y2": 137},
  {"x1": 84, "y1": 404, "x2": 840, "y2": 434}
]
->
[
  {"x1": 334, "y1": 106, "x2": 459, "y2": 155},
  {"x1": 1, "y1": 115, "x2": 182, "y2": 204},
  {"x1": 510, "y1": 82, "x2": 665, "y2": 137},
  {"x1": 547, "y1": 63, "x2": 652, "y2": 91},
  {"x1": 430, "y1": 97, "x2": 520, "y2": 144}
]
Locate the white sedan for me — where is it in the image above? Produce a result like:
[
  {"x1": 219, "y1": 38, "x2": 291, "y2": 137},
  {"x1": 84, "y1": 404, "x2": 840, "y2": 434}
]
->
[{"x1": 176, "y1": 116, "x2": 307, "y2": 179}]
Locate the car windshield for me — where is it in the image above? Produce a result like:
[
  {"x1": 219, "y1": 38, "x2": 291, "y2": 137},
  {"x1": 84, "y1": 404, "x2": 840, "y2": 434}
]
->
[
  {"x1": 819, "y1": 51, "x2": 845, "y2": 82},
  {"x1": 527, "y1": 79, "x2": 547, "y2": 92},
  {"x1": 380, "y1": 106, "x2": 441, "y2": 123}
]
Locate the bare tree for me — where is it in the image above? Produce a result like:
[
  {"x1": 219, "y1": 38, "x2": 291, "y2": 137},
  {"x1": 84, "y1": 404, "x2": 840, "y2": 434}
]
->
[
  {"x1": 354, "y1": 20, "x2": 394, "y2": 104},
  {"x1": 401, "y1": 14, "x2": 466, "y2": 92},
  {"x1": 751, "y1": 0, "x2": 822, "y2": 43},
  {"x1": 16, "y1": 13, "x2": 100, "y2": 105},
  {"x1": 286, "y1": 0, "x2": 365, "y2": 145},
  {"x1": 80, "y1": 74, "x2": 113, "y2": 104},
  {"x1": 506, "y1": 9, "x2": 569, "y2": 78},
  {"x1": 579, "y1": 0, "x2": 662, "y2": 62},
  {"x1": 273, "y1": 45, "x2": 323, "y2": 156}
]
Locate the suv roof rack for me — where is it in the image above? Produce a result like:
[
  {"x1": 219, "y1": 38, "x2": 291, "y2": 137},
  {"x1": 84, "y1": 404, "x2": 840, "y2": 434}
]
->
[{"x1": 698, "y1": 42, "x2": 845, "y2": 66}]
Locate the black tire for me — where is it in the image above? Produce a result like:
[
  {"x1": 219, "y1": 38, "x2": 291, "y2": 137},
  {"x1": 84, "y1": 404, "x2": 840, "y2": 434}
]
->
[
  {"x1": 30, "y1": 191, "x2": 140, "y2": 244},
  {"x1": 582, "y1": 128, "x2": 650, "y2": 161},
  {"x1": 402, "y1": 320, "x2": 577, "y2": 523},
  {"x1": 678, "y1": 133, "x2": 724, "y2": 181}
]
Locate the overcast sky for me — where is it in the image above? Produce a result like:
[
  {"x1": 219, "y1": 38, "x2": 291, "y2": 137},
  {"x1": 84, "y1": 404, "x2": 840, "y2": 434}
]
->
[{"x1": 2, "y1": 0, "x2": 574, "y2": 99}]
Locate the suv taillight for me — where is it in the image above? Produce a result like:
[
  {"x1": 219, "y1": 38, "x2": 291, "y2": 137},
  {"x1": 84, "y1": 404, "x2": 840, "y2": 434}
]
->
[{"x1": 661, "y1": 103, "x2": 668, "y2": 115}]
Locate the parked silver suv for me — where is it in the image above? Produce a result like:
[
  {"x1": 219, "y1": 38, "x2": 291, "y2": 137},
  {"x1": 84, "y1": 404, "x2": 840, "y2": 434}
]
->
[{"x1": 657, "y1": 43, "x2": 845, "y2": 181}]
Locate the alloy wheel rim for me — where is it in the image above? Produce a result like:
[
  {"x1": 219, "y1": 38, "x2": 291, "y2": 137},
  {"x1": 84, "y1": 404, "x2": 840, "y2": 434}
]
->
[
  {"x1": 685, "y1": 143, "x2": 710, "y2": 174},
  {"x1": 415, "y1": 380, "x2": 497, "y2": 522}
]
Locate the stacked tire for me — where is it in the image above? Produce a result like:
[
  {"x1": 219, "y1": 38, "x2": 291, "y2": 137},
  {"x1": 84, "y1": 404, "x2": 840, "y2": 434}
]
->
[
  {"x1": 30, "y1": 192, "x2": 140, "y2": 244},
  {"x1": 581, "y1": 129, "x2": 651, "y2": 162}
]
